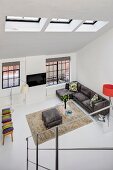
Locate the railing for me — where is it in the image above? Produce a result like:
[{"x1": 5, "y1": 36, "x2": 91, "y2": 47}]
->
[{"x1": 26, "y1": 104, "x2": 113, "y2": 170}]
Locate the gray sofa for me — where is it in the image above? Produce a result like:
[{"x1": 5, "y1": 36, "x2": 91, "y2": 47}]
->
[{"x1": 56, "y1": 81, "x2": 110, "y2": 116}]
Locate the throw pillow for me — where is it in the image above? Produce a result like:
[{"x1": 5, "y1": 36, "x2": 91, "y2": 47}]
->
[
  {"x1": 92, "y1": 99, "x2": 102, "y2": 105},
  {"x1": 69, "y1": 82, "x2": 78, "y2": 92},
  {"x1": 90, "y1": 94, "x2": 98, "y2": 107}
]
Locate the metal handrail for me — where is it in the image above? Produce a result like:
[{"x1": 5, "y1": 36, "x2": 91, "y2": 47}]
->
[
  {"x1": 30, "y1": 147, "x2": 113, "y2": 151},
  {"x1": 28, "y1": 147, "x2": 113, "y2": 151},
  {"x1": 27, "y1": 133, "x2": 113, "y2": 170}
]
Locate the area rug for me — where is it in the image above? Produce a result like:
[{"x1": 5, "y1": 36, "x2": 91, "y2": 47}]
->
[{"x1": 26, "y1": 100, "x2": 93, "y2": 145}]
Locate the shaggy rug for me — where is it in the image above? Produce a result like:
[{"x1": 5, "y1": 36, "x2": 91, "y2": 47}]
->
[{"x1": 26, "y1": 100, "x2": 93, "y2": 145}]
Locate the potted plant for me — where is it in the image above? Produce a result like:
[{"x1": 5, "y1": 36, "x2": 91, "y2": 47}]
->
[{"x1": 61, "y1": 94, "x2": 69, "y2": 109}]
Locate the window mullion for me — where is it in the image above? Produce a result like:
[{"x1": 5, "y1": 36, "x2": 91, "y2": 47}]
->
[
  {"x1": 65, "y1": 60, "x2": 66, "y2": 81},
  {"x1": 2, "y1": 70, "x2": 3, "y2": 89},
  {"x1": 12, "y1": 66, "x2": 14, "y2": 87},
  {"x1": 7, "y1": 71, "x2": 9, "y2": 88},
  {"x1": 61, "y1": 61, "x2": 62, "y2": 82},
  {"x1": 53, "y1": 63, "x2": 54, "y2": 85},
  {"x1": 57, "y1": 62, "x2": 58, "y2": 84}
]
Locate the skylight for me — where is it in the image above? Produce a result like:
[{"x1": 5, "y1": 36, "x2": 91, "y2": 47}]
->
[
  {"x1": 45, "y1": 19, "x2": 82, "y2": 32},
  {"x1": 76, "y1": 21, "x2": 109, "y2": 32},
  {"x1": 6, "y1": 16, "x2": 41, "y2": 23},
  {"x1": 50, "y1": 18, "x2": 72, "y2": 24},
  {"x1": 83, "y1": 20, "x2": 97, "y2": 25},
  {"x1": 5, "y1": 16, "x2": 109, "y2": 32},
  {"x1": 5, "y1": 16, "x2": 47, "y2": 32}
]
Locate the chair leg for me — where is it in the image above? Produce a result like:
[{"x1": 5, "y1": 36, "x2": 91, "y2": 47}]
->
[
  {"x1": 3, "y1": 135, "x2": 5, "y2": 145},
  {"x1": 11, "y1": 132, "x2": 13, "y2": 142}
]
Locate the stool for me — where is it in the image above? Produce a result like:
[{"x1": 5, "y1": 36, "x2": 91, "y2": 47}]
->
[
  {"x1": 42, "y1": 108, "x2": 62, "y2": 129},
  {"x1": 2, "y1": 121, "x2": 14, "y2": 145}
]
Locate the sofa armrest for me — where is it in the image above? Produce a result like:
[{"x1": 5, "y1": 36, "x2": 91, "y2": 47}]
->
[{"x1": 93, "y1": 100, "x2": 110, "y2": 116}]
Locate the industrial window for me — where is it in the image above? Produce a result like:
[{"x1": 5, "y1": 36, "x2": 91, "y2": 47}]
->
[
  {"x1": 2, "y1": 62, "x2": 20, "y2": 89},
  {"x1": 46, "y1": 57, "x2": 70, "y2": 86}
]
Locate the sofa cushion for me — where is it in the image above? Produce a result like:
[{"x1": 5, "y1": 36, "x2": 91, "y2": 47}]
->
[
  {"x1": 82, "y1": 100, "x2": 93, "y2": 112},
  {"x1": 80, "y1": 85, "x2": 91, "y2": 98},
  {"x1": 56, "y1": 88, "x2": 69, "y2": 96},
  {"x1": 73, "y1": 92, "x2": 89, "y2": 102}
]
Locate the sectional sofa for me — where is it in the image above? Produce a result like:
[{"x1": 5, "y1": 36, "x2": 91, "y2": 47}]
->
[{"x1": 56, "y1": 81, "x2": 110, "y2": 116}]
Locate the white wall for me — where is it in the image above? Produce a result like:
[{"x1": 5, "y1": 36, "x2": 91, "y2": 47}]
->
[
  {"x1": 76, "y1": 27, "x2": 113, "y2": 97},
  {"x1": 25, "y1": 55, "x2": 46, "y2": 104},
  {"x1": 0, "y1": 53, "x2": 76, "y2": 107}
]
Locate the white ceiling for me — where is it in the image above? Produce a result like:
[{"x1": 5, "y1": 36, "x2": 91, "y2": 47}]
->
[{"x1": 0, "y1": 0, "x2": 113, "y2": 59}]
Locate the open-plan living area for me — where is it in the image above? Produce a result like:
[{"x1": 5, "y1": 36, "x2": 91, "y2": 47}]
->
[{"x1": 0, "y1": 0, "x2": 113, "y2": 170}]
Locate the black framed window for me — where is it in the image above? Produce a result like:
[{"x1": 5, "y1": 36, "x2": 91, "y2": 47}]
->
[
  {"x1": 6, "y1": 16, "x2": 41, "y2": 23},
  {"x1": 2, "y1": 62, "x2": 20, "y2": 89},
  {"x1": 46, "y1": 57, "x2": 70, "y2": 86},
  {"x1": 50, "y1": 18, "x2": 72, "y2": 24}
]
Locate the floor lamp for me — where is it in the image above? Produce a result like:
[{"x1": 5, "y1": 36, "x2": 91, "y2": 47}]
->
[
  {"x1": 103, "y1": 84, "x2": 113, "y2": 105},
  {"x1": 103, "y1": 84, "x2": 113, "y2": 126}
]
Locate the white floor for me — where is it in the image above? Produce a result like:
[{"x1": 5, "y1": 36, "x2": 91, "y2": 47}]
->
[{"x1": 0, "y1": 97, "x2": 113, "y2": 170}]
